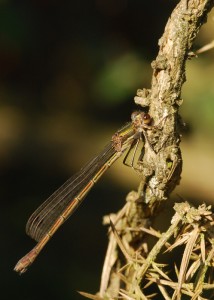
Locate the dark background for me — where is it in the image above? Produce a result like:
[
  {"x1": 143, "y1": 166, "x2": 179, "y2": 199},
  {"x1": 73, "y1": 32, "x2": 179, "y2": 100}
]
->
[{"x1": 1, "y1": 1, "x2": 214, "y2": 299}]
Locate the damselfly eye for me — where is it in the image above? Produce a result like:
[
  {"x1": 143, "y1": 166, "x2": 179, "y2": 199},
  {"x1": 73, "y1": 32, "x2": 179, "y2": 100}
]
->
[{"x1": 143, "y1": 113, "x2": 151, "y2": 124}]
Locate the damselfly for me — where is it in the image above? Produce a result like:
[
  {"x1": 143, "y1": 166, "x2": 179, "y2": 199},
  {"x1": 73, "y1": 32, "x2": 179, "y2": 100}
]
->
[{"x1": 14, "y1": 111, "x2": 153, "y2": 274}]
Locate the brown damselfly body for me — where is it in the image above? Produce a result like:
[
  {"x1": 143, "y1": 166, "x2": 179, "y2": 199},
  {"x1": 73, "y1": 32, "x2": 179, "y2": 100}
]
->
[{"x1": 14, "y1": 111, "x2": 153, "y2": 274}]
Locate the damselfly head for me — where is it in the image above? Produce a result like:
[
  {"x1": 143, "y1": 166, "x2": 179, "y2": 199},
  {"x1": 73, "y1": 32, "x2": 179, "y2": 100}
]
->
[{"x1": 131, "y1": 111, "x2": 152, "y2": 126}]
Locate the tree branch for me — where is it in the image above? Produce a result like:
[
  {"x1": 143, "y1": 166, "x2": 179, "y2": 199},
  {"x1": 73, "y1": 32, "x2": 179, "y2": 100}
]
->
[{"x1": 137, "y1": 0, "x2": 214, "y2": 208}]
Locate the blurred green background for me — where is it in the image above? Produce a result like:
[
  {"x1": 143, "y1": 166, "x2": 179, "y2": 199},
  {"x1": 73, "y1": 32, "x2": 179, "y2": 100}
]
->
[{"x1": 1, "y1": 1, "x2": 214, "y2": 299}]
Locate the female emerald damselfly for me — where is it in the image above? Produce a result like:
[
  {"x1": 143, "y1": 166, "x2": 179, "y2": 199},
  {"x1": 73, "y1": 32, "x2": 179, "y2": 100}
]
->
[{"x1": 14, "y1": 111, "x2": 153, "y2": 274}]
